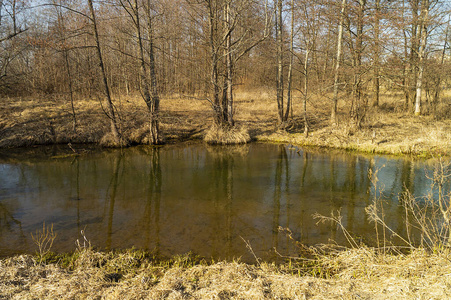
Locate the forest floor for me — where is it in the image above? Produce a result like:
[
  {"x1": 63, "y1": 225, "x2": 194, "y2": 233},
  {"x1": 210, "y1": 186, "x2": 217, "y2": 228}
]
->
[{"x1": 0, "y1": 90, "x2": 450, "y2": 157}]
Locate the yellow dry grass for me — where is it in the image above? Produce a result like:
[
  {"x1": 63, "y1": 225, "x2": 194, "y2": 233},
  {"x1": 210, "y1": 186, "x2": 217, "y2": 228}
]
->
[
  {"x1": 204, "y1": 123, "x2": 251, "y2": 144},
  {"x1": 252, "y1": 91, "x2": 451, "y2": 157},
  {"x1": 0, "y1": 90, "x2": 450, "y2": 157},
  {"x1": 1, "y1": 247, "x2": 451, "y2": 299}
]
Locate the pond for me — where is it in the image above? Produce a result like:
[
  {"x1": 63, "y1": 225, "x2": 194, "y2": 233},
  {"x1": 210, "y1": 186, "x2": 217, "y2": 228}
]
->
[{"x1": 0, "y1": 143, "x2": 445, "y2": 262}]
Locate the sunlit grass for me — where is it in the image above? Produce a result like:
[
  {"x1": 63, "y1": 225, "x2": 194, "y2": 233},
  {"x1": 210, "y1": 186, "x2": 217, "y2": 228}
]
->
[
  {"x1": 0, "y1": 91, "x2": 450, "y2": 157},
  {"x1": 2, "y1": 240, "x2": 451, "y2": 298}
]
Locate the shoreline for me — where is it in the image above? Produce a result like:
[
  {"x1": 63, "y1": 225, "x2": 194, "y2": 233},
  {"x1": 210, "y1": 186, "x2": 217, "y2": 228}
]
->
[
  {"x1": 1, "y1": 129, "x2": 449, "y2": 159},
  {"x1": 1, "y1": 94, "x2": 450, "y2": 158}
]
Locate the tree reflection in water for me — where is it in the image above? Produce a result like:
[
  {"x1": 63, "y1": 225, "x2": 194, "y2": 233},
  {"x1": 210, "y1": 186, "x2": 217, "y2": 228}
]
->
[{"x1": 0, "y1": 144, "x2": 446, "y2": 261}]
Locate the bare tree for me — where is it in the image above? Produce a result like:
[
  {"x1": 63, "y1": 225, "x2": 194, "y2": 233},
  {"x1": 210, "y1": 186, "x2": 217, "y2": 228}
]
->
[
  {"x1": 119, "y1": 0, "x2": 161, "y2": 144},
  {"x1": 331, "y1": 0, "x2": 347, "y2": 125},
  {"x1": 432, "y1": 17, "x2": 449, "y2": 105},
  {"x1": 144, "y1": 0, "x2": 161, "y2": 143},
  {"x1": 276, "y1": 0, "x2": 284, "y2": 124},
  {"x1": 349, "y1": 0, "x2": 367, "y2": 127},
  {"x1": 0, "y1": 0, "x2": 29, "y2": 93},
  {"x1": 205, "y1": 0, "x2": 222, "y2": 124},
  {"x1": 194, "y1": 0, "x2": 271, "y2": 129},
  {"x1": 285, "y1": 0, "x2": 294, "y2": 123},
  {"x1": 87, "y1": 0, "x2": 122, "y2": 144},
  {"x1": 53, "y1": 0, "x2": 77, "y2": 133}
]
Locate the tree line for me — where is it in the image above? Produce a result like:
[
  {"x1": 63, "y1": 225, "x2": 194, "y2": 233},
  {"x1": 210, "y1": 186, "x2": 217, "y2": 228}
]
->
[{"x1": 1, "y1": 0, "x2": 450, "y2": 144}]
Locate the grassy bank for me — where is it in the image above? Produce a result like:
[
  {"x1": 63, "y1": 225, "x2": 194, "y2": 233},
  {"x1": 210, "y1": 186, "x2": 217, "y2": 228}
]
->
[
  {"x1": 1, "y1": 247, "x2": 451, "y2": 299},
  {"x1": 1, "y1": 91, "x2": 450, "y2": 156}
]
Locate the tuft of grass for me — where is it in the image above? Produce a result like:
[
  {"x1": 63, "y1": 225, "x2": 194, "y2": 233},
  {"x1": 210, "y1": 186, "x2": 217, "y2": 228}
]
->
[
  {"x1": 99, "y1": 133, "x2": 129, "y2": 148},
  {"x1": 128, "y1": 125, "x2": 151, "y2": 145},
  {"x1": 204, "y1": 123, "x2": 251, "y2": 145}
]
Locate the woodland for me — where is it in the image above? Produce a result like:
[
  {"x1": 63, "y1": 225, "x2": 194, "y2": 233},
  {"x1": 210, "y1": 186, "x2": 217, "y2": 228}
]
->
[{"x1": 0, "y1": 0, "x2": 450, "y2": 148}]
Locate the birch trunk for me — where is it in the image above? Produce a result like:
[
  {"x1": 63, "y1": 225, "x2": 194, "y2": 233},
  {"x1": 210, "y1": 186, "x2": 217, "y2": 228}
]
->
[
  {"x1": 303, "y1": 46, "x2": 310, "y2": 137},
  {"x1": 372, "y1": 0, "x2": 380, "y2": 107},
  {"x1": 331, "y1": 0, "x2": 347, "y2": 126},
  {"x1": 276, "y1": 0, "x2": 284, "y2": 123},
  {"x1": 414, "y1": 0, "x2": 429, "y2": 116}
]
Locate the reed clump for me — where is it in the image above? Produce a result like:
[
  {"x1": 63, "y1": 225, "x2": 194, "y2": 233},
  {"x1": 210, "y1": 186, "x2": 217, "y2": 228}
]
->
[
  {"x1": 204, "y1": 123, "x2": 251, "y2": 145},
  {"x1": 99, "y1": 132, "x2": 129, "y2": 148}
]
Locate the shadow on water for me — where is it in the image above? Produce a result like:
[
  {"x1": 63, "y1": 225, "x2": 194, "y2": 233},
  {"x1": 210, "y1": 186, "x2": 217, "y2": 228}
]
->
[{"x1": 0, "y1": 143, "x2": 447, "y2": 261}]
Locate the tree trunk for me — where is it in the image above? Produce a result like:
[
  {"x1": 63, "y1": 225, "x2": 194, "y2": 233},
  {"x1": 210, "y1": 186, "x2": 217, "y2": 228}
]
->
[
  {"x1": 284, "y1": 0, "x2": 294, "y2": 123},
  {"x1": 403, "y1": 10, "x2": 410, "y2": 109},
  {"x1": 331, "y1": 0, "x2": 346, "y2": 126},
  {"x1": 351, "y1": 0, "x2": 365, "y2": 127},
  {"x1": 303, "y1": 46, "x2": 310, "y2": 137},
  {"x1": 276, "y1": 0, "x2": 284, "y2": 124},
  {"x1": 132, "y1": 0, "x2": 160, "y2": 144},
  {"x1": 414, "y1": 0, "x2": 429, "y2": 116},
  {"x1": 87, "y1": 0, "x2": 120, "y2": 143},
  {"x1": 64, "y1": 49, "x2": 77, "y2": 134},
  {"x1": 220, "y1": 0, "x2": 233, "y2": 126},
  {"x1": 54, "y1": 0, "x2": 77, "y2": 134},
  {"x1": 372, "y1": 0, "x2": 380, "y2": 107},
  {"x1": 145, "y1": 1, "x2": 161, "y2": 143},
  {"x1": 410, "y1": 0, "x2": 420, "y2": 111},
  {"x1": 207, "y1": 0, "x2": 221, "y2": 124},
  {"x1": 433, "y1": 17, "x2": 449, "y2": 106},
  {"x1": 225, "y1": 1, "x2": 234, "y2": 126}
]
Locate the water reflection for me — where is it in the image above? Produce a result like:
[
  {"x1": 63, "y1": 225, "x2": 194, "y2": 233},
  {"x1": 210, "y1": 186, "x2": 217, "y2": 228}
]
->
[
  {"x1": 141, "y1": 147, "x2": 162, "y2": 255},
  {"x1": 0, "y1": 144, "x2": 448, "y2": 261}
]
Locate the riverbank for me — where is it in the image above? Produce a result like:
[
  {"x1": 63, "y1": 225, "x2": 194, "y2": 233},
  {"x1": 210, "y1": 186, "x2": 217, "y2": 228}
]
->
[
  {"x1": 2, "y1": 93, "x2": 451, "y2": 299},
  {"x1": 1, "y1": 92, "x2": 450, "y2": 157},
  {"x1": 1, "y1": 247, "x2": 450, "y2": 299}
]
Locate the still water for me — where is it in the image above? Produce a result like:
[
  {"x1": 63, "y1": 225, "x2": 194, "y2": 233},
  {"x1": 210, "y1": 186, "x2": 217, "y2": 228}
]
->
[{"x1": 0, "y1": 143, "x2": 442, "y2": 261}]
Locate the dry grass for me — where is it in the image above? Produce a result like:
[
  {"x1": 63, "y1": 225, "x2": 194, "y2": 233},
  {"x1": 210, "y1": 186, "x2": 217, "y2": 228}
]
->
[
  {"x1": 1, "y1": 247, "x2": 451, "y2": 299},
  {"x1": 204, "y1": 123, "x2": 251, "y2": 145},
  {"x1": 99, "y1": 132, "x2": 129, "y2": 148},
  {"x1": 0, "y1": 90, "x2": 450, "y2": 156},
  {"x1": 252, "y1": 91, "x2": 451, "y2": 157},
  {"x1": 0, "y1": 94, "x2": 210, "y2": 148}
]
